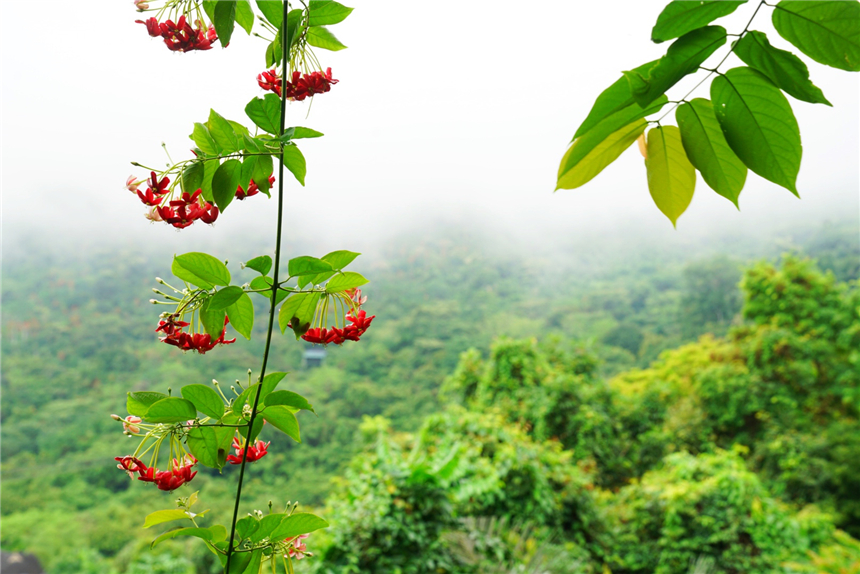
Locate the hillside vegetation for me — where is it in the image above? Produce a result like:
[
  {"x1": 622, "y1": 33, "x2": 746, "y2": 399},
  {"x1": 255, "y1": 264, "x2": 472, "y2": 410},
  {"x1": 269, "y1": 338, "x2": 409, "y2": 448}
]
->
[{"x1": 1, "y1": 223, "x2": 858, "y2": 573}]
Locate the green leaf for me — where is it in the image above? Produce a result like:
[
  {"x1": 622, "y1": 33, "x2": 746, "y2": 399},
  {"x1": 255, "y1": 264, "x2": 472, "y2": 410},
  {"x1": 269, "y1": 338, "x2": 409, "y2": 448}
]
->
[
  {"x1": 239, "y1": 155, "x2": 256, "y2": 194},
  {"x1": 233, "y1": 384, "x2": 262, "y2": 416},
  {"x1": 286, "y1": 9, "x2": 304, "y2": 47},
  {"x1": 711, "y1": 66, "x2": 802, "y2": 195},
  {"x1": 625, "y1": 26, "x2": 726, "y2": 108},
  {"x1": 236, "y1": 516, "x2": 260, "y2": 540},
  {"x1": 300, "y1": 250, "x2": 358, "y2": 288},
  {"x1": 214, "y1": 0, "x2": 237, "y2": 48},
  {"x1": 734, "y1": 30, "x2": 832, "y2": 105},
  {"x1": 652, "y1": 0, "x2": 747, "y2": 43},
  {"x1": 202, "y1": 0, "x2": 217, "y2": 22},
  {"x1": 151, "y1": 527, "x2": 213, "y2": 549},
  {"x1": 288, "y1": 256, "x2": 333, "y2": 277},
  {"x1": 245, "y1": 94, "x2": 281, "y2": 135},
  {"x1": 128, "y1": 392, "x2": 167, "y2": 417},
  {"x1": 279, "y1": 292, "x2": 322, "y2": 336},
  {"x1": 212, "y1": 159, "x2": 242, "y2": 212},
  {"x1": 248, "y1": 513, "x2": 286, "y2": 543},
  {"x1": 573, "y1": 59, "x2": 660, "y2": 140},
  {"x1": 262, "y1": 405, "x2": 300, "y2": 441},
  {"x1": 307, "y1": 26, "x2": 347, "y2": 51},
  {"x1": 558, "y1": 96, "x2": 667, "y2": 190},
  {"x1": 201, "y1": 159, "x2": 219, "y2": 203},
  {"x1": 269, "y1": 513, "x2": 329, "y2": 540},
  {"x1": 227, "y1": 293, "x2": 254, "y2": 340},
  {"x1": 208, "y1": 110, "x2": 240, "y2": 154},
  {"x1": 291, "y1": 126, "x2": 325, "y2": 139},
  {"x1": 144, "y1": 398, "x2": 198, "y2": 424},
  {"x1": 191, "y1": 123, "x2": 220, "y2": 156},
  {"x1": 235, "y1": 0, "x2": 254, "y2": 33},
  {"x1": 175, "y1": 253, "x2": 231, "y2": 286},
  {"x1": 260, "y1": 372, "x2": 288, "y2": 397},
  {"x1": 209, "y1": 286, "x2": 244, "y2": 311},
  {"x1": 322, "y1": 250, "x2": 359, "y2": 270},
  {"x1": 252, "y1": 154, "x2": 274, "y2": 196},
  {"x1": 309, "y1": 0, "x2": 353, "y2": 26},
  {"x1": 172, "y1": 257, "x2": 213, "y2": 290},
  {"x1": 256, "y1": 0, "x2": 283, "y2": 28},
  {"x1": 298, "y1": 271, "x2": 331, "y2": 289},
  {"x1": 772, "y1": 0, "x2": 860, "y2": 71},
  {"x1": 676, "y1": 98, "x2": 747, "y2": 207},
  {"x1": 283, "y1": 145, "x2": 307, "y2": 186},
  {"x1": 265, "y1": 390, "x2": 315, "y2": 413},
  {"x1": 199, "y1": 298, "x2": 227, "y2": 339},
  {"x1": 245, "y1": 256, "x2": 273, "y2": 276},
  {"x1": 209, "y1": 524, "x2": 228, "y2": 543},
  {"x1": 144, "y1": 509, "x2": 192, "y2": 529},
  {"x1": 226, "y1": 550, "x2": 252, "y2": 574},
  {"x1": 325, "y1": 271, "x2": 369, "y2": 293},
  {"x1": 181, "y1": 384, "x2": 226, "y2": 419},
  {"x1": 186, "y1": 426, "x2": 234, "y2": 469},
  {"x1": 181, "y1": 162, "x2": 205, "y2": 194},
  {"x1": 645, "y1": 125, "x2": 697, "y2": 226},
  {"x1": 238, "y1": 416, "x2": 264, "y2": 443}
]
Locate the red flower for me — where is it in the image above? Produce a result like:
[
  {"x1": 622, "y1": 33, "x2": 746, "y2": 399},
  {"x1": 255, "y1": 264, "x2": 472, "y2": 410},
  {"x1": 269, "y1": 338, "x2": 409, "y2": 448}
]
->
[
  {"x1": 284, "y1": 68, "x2": 339, "y2": 101},
  {"x1": 226, "y1": 437, "x2": 270, "y2": 464},
  {"x1": 136, "y1": 17, "x2": 161, "y2": 37},
  {"x1": 158, "y1": 316, "x2": 236, "y2": 354},
  {"x1": 257, "y1": 69, "x2": 282, "y2": 97},
  {"x1": 301, "y1": 327, "x2": 346, "y2": 345},
  {"x1": 154, "y1": 189, "x2": 218, "y2": 229},
  {"x1": 137, "y1": 16, "x2": 217, "y2": 52},
  {"x1": 235, "y1": 175, "x2": 275, "y2": 200},
  {"x1": 118, "y1": 455, "x2": 198, "y2": 491}
]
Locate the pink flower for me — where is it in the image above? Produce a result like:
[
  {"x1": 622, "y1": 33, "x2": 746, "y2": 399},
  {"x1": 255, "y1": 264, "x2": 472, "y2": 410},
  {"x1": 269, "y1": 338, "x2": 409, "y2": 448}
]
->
[
  {"x1": 126, "y1": 175, "x2": 142, "y2": 192},
  {"x1": 123, "y1": 416, "x2": 142, "y2": 434},
  {"x1": 133, "y1": 0, "x2": 149, "y2": 11},
  {"x1": 286, "y1": 534, "x2": 310, "y2": 560}
]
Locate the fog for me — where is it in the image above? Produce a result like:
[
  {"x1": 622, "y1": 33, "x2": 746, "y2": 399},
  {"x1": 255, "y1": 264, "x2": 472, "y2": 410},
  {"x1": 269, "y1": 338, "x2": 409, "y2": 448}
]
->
[{"x1": 2, "y1": 0, "x2": 858, "y2": 262}]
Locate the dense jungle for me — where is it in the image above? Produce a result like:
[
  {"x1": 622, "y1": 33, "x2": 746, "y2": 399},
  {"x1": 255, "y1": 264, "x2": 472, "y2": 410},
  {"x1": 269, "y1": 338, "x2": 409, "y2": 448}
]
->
[{"x1": 2, "y1": 218, "x2": 859, "y2": 574}]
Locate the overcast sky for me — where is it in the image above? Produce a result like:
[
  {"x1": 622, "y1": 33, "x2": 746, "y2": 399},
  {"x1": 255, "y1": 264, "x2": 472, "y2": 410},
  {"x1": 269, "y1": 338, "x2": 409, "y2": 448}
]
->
[{"x1": 2, "y1": 0, "x2": 858, "y2": 258}]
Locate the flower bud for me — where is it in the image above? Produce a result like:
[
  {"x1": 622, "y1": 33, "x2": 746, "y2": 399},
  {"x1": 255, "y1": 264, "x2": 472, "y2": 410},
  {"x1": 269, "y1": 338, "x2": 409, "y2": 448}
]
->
[
  {"x1": 111, "y1": 414, "x2": 122, "y2": 421},
  {"x1": 150, "y1": 299, "x2": 158, "y2": 304},
  {"x1": 123, "y1": 415, "x2": 142, "y2": 434},
  {"x1": 134, "y1": 0, "x2": 150, "y2": 11},
  {"x1": 126, "y1": 176, "x2": 142, "y2": 192}
]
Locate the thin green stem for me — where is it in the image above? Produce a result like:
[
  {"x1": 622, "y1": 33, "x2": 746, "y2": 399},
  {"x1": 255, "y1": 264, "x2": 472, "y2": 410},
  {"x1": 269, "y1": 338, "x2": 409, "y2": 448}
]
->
[{"x1": 225, "y1": 2, "x2": 291, "y2": 572}]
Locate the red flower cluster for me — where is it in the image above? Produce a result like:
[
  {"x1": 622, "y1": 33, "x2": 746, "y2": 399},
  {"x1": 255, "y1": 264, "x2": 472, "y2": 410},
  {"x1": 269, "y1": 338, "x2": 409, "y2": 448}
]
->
[
  {"x1": 286, "y1": 68, "x2": 338, "y2": 101},
  {"x1": 157, "y1": 316, "x2": 236, "y2": 354},
  {"x1": 226, "y1": 437, "x2": 270, "y2": 464},
  {"x1": 136, "y1": 16, "x2": 217, "y2": 52},
  {"x1": 301, "y1": 309, "x2": 375, "y2": 345},
  {"x1": 156, "y1": 189, "x2": 219, "y2": 228},
  {"x1": 115, "y1": 455, "x2": 198, "y2": 491},
  {"x1": 236, "y1": 175, "x2": 276, "y2": 200},
  {"x1": 257, "y1": 70, "x2": 282, "y2": 97},
  {"x1": 259, "y1": 68, "x2": 339, "y2": 101}
]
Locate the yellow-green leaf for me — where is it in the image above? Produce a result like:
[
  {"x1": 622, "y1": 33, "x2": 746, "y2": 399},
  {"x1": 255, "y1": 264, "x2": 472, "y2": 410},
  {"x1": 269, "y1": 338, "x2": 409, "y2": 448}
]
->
[{"x1": 645, "y1": 126, "x2": 696, "y2": 226}]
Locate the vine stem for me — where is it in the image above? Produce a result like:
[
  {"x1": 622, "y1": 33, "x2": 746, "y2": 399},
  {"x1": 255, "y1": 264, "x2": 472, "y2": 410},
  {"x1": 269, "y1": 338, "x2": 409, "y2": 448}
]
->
[{"x1": 225, "y1": 1, "x2": 291, "y2": 572}]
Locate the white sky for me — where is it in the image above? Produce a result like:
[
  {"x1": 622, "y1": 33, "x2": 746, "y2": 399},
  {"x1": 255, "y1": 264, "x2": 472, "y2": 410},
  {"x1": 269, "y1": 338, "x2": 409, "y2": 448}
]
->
[{"x1": 1, "y1": 0, "x2": 858, "y2": 257}]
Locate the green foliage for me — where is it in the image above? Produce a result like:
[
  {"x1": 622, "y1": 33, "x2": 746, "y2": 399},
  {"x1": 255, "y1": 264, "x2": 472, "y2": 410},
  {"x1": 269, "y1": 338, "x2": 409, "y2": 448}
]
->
[
  {"x1": 558, "y1": 0, "x2": 860, "y2": 223},
  {"x1": 603, "y1": 449, "x2": 834, "y2": 573}
]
